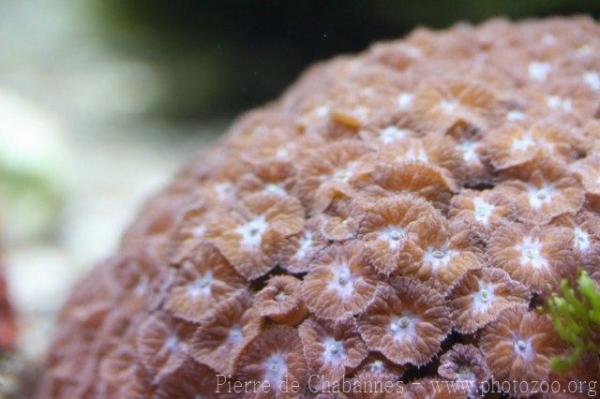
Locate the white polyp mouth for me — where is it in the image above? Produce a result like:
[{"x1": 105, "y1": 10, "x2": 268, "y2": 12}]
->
[
  {"x1": 187, "y1": 271, "x2": 213, "y2": 298},
  {"x1": 134, "y1": 276, "x2": 149, "y2": 296},
  {"x1": 164, "y1": 335, "x2": 179, "y2": 352},
  {"x1": 507, "y1": 110, "x2": 526, "y2": 121},
  {"x1": 454, "y1": 362, "x2": 477, "y2": 382},
  {"x1": 404, "y1": 147, "x2": 429, "y2": 163},
  {"x1": 275, "y1": 147, "x2": 290, "y2": 160},
  {"x1": 378, "y1": 226, "x2": 407, "y2": 250},
  {"x1": 517, "y1": 236, "x2": 549, "y2": 269},
  {"x1": 528, "y1": 184, "x2": 554, "y2": 209},
  {"x1": 263, "y1": 353, "x2": 288, "y2": 388},
  {"x1": 295, "y1": 232, "x2": 313, "y2": 260},
  {"x1": 333, "y1": 168, "x2": 353, "y2": 182},
  {"x1": 574, "y1": 227, "x2": 591, "y2": 252},
  {"x1": 314, "y1": 105, "x2": 330, "y2": 118},
  {"x1": 577, "y1": 45, "x2": 593, "y2": 58},
  {"x1": 274, "y1": 289, "x2": 288, "y2": 302},
  {"x1": 397, "y1": 92, "x2": 415, "y2": 109},
  {"x1": 379, "y1": 126, "x2": 410, "y2": 144},
  {"x1": 390, "y1": 316, "x2": 410, "y2": 330},
  {"x1": 332, "y1": 161, "x2": 358, "y2": 183},
  {"x1": 584, "y1": 71, "x2": 600, "y2": 91},
  {"x1": 389, "y1": 314, "x2": 417, "y2": 341},
  {"x1": 424, "y1": 246, "x2": 454, "y2": 270},
  {"x1": 514, "y1": 337, "x2": 534, "y2": 361},
  {"x1": 473, "y1": 281, "x2": 495, "y2": 312},
  {"x1": 432, "y1": 249, "x2": 446, "y2": 258},
  {"x1": 191, "y1": 224, "x2": 206, "y2": 238},
  {"x1": 439, "y1": 99, "x2": 459, "y2": 114},
  {"x1": 546, "y1": 95, "x2": 572, "y2": 113},
  {"x1": 236, "y1": 215, "x2": 269, "y2": 250},
  {"x1": 227, "y1": 326, "x2": 243, "y2": 344},
  {"x1": 528, "y1": 61, "x2": 551, "y2": 81},
  {"x1": 352, "y1": 106, "x2": 369, "y2": 121},
  {"x1": 369, "y1": 360, "x2": 385, "y2": 373},
  {"x1": 511, "y1": 132, "x2": 535, "y2": 153},
  {"x1": 479, "y1": 289, "x2": 490, "y2": 301},
  {"x1": 473, "y1": 196, "x2": 494, "y2": 225},
  {"x1": 322, "y1": 336, "x2": 346, "y2": 364},
  {"x1": 459, "y1": 140, "x2": 479, "y2": 164},
  {"x1": 264, "y1": 183, "x2": 287, "y2": 196},
  {"x1": 401, "y1": 44, "x2": 423, "y2": 58},
  {"x1": 327, "y1": 263, "x2": 355, "y2": 298},
  {"x1": 214, "y1": 182, "x2": 234, "y2": 200}
]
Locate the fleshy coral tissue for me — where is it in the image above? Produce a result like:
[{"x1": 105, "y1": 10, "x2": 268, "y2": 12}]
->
[{"x1": 39, "y1": 17, "x2": 600, "y2": 399}]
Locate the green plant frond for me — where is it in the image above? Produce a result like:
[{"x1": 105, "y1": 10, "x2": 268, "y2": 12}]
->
[
  {"x1": 591, "y1": 308, "x2": 600, "y2": 325},
  {"x1": 551, "y1": 346, "x2": 583, "y2": 373},
  {"x1": 561, "y1": 282, "x2": 587, "y2": 316},
  {"x1": 547, "y1": 270, "x2": 600, "y2": 374},
  {"x1": 579, "y1": 273, "x2": 600, "y2": 309}
]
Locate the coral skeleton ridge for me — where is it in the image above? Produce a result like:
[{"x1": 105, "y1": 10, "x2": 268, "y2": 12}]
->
[{"x1": 39, "y1": 17, "x2": 600, "y2": 399}]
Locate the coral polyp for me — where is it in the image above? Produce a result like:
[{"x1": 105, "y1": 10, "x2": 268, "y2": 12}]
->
[{"x1": 39, "y1": 17, "x2": 600, "y2": 398}]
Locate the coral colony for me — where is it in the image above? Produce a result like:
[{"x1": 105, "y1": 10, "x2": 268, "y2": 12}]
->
[{"x1": 39, "y1": 17, "x2": 600, "y2": 398}]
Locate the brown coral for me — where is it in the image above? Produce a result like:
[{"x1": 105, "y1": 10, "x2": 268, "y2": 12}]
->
[
  {"x1": 357, "y1": 278, "x2": 451, "y2": 366},
  {"x1": 367, "y1": 134, "x2": 464, "y2": 179},
  {"x1": 480, "y1": 306, "x2": 567, "y2": 395},
  {"x1": 448, "y1": 268, "x2": 530, "y2": 334},
  {"x1": 553, "y1": 210, "x2": 600, "y2": 268},
  {"x1": 295, "y1": 140, "x2": 372, "y2": 212},
  {"x1": 301, "y1": 241, "x2": 379, "y2": 320},
  {"x1": 164, "y1": 243, "x2": 245, "y2": 323},
  {"x1": 279, "y1": 217, "x2": 328, "y2": 274},
  {"x1": 170, "y1": 200, "x2": 213, "y2": 264},
  {"x1": 488, "y1": 222, "x2": 575, "y2": 293},
  {"x1": 437, "y1": 344, "x2": 491, "y2": 387},
  {"x1": 484, "y1": 122, "x2": 581, "y2": 170},
  {"x1": 237, "y1": 160, "x2": 297, "y2": 198},
  {"x1": 254, "y1": 275, "x2": 307, "y2": 325},
  {"x1": 358, "y1": 115, "x2": 419, "y2": 147},
  {"x1": 98, "y1": 337, "x2": 150, "y2": 398},
  {"x1": 403, "y1": 378, "x2": 471, "y2": 399},
  {"x1": 136, "y1": 312, "x2": 197, "y2": 381},
  {"x1": 235, "y1": 325, "x2": 307, "y2": 398},
  {"x1": 206, "y1": 192, "x2": 304, "y2": 279},
  {"x1": 299, "y1": 317, "x2": 368, "y2": 389},
  {"x1": 358, "y1": 194, "x2": 437, "y2": 276},
  {"x1": 189, "y1": 290, "x2": 262, "y2": 374},
  {"x1": 572, "y1": 153, "x2": 600, "y2": 206},
  {"x1": 362, "y1": 161, "x2": 457, "y2": 211},
  {"x1": 39, "y1": 18, "x2": 600, "y2": 399},
  {"x1": 319, "y1": 197, "x2": 364, "y2": 241},
  {"x1": 448, "y1": 188, "x2": 516, "y2": 238},
  {"x1": 353, "y1": 353, "x2": 406, "y2": 383},
  {"x1": 154, "y1": 359, "x2": 222, "y2": 399},
  {"x1": 497, "y1": 158, "x2": 584, "y2": 224},
  {"x1": 398, "y1": 210, "x2": 482, "y2": 290},
  {"x1": 413, "y1": 78, "x2": 500, "y2": 134}
]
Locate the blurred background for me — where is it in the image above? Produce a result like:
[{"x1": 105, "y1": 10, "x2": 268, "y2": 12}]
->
[{"x1": 0, "y1": 0, "x2": 599, "y2": 368}]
